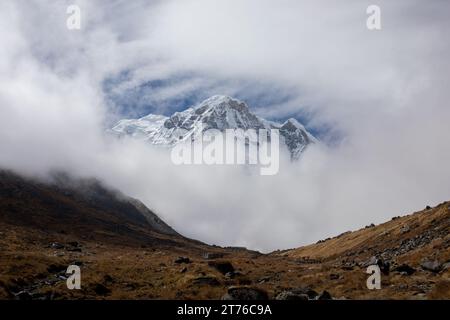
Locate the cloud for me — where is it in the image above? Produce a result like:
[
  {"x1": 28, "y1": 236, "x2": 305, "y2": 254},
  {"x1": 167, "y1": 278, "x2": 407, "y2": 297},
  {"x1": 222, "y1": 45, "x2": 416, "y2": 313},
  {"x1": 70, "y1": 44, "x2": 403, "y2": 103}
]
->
[{"x1": 0, "y1": 0, "x2": 449, "y2": 251}]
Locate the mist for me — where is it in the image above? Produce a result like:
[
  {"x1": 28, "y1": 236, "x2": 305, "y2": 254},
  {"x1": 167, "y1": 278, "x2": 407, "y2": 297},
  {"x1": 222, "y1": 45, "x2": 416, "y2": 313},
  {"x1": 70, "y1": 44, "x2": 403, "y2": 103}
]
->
[{"x1": 1, "y1": 0, "x2": 449, "y2": 252}]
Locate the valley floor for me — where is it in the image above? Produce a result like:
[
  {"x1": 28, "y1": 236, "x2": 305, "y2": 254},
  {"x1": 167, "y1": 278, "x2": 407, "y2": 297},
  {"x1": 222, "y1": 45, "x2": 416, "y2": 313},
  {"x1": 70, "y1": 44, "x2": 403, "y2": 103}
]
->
[{"x1": 0, "y1": 202, "x2": 449, "y2": 300}]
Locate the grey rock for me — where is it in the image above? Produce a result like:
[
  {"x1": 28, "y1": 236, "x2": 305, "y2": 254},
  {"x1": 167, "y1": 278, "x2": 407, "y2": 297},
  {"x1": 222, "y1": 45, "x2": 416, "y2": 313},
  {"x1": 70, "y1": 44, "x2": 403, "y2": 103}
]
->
[
  {"x1": 362, "y1": 256, "x2": 378, "y2": 267},
  {"x1": 421, "y1": 260, "x2": 441, "y2": 273},
  {"x1": 50, "y1": 242, "x2": 64, "y2": 249},
  {"x1": 275, "y1": 291, "x2": 308, "y2": 300}
]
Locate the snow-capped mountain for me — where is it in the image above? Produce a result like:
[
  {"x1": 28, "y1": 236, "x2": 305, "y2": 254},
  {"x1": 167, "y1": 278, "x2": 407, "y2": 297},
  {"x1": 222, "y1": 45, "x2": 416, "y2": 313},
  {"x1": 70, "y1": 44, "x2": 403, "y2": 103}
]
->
[{"x1": 109, "y1": 95, "x2": 317, "y2": 160}]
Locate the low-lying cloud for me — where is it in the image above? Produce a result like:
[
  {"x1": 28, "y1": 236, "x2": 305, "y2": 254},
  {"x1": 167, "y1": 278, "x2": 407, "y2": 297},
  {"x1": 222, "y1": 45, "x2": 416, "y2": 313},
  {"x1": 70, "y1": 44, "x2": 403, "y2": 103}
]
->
[{"x1": 1, "y1": 0, "x2": 449, "y2": 251}]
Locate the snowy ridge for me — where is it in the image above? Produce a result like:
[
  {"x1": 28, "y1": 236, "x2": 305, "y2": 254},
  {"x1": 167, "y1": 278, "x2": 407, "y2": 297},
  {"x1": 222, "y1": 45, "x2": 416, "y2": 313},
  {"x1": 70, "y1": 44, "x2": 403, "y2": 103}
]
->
[{"x1": 110, "y1": 95, "x2": 317, "y2": 160}]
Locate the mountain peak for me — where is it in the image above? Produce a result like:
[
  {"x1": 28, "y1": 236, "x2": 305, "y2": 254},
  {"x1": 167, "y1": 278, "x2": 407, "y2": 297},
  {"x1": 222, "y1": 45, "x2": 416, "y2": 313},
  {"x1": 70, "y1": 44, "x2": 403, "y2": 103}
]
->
[
  {"x1": 283, "y1": 118, "x2": 305, "y2": 130},
  {"x1": 194, "y1": 95, "x2": 249, "y2": 115},
  {"x1": 110, "y1": 96, "x2": 317, "y2": 159},
  {"x1": 200, "y1": 95, "x2": 236, "y2": 104}
]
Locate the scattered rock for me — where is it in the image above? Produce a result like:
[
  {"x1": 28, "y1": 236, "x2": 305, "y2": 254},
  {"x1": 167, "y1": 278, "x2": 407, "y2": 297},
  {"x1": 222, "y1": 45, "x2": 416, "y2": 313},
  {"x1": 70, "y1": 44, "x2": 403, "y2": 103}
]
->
[
  {"x1": 421, "y1": 260, "x2": 441, "y2": 273},
  {"x1": 317, "y1": 290, "x2": 332, "y2": 300},
  {"x1": 50, "y1": 242, "x2": 64, "y2": 249},
  {"x1": 400, "y1": 225, "x2": 410, "y2": 234},
  {"x1": 363, "y1": 256, "x2": 378, "y2": 267},
  {"x1": 393, "y1": 264, "x2": 416, "y2": 275},
  {"x1": 425, "y1": 205, "x2": 432, "y2": 210},
  {"x1": 208, "y1": 261, "x2": 234, "y2": 275},
  {"x1": 174, "y1": 257, "x2": 191, "y2": 264},
  {"x1": 180, "y1": 267, "x2": 187, "y2": 273},
  {"x1": 222, "y1": 286, "x2": 269, "y2": 300},
  {"x1": 275, "y1": 291, "x2": 308, "y2": 300}
]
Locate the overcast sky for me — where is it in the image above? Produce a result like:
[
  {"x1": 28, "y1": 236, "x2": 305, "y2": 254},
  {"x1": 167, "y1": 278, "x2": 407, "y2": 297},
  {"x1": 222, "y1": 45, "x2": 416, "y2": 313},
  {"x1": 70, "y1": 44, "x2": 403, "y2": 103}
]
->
[{"x1": 1, "y1": 0, "x2": 449, "y2": 251}]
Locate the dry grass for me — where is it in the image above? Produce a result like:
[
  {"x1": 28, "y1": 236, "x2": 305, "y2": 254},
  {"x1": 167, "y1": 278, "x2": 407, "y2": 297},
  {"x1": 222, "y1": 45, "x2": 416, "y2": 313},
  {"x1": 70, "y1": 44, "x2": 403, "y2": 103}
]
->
[{"x1": 0, "y1": 203, "x2": 449, "y2": 300}]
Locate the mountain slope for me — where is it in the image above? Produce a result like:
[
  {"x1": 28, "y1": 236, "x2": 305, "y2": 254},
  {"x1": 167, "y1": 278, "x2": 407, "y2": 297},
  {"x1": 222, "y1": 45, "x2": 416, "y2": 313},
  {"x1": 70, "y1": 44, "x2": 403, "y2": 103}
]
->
[
  {"x1": 0, "y1": 170, "x2": 188, "y2": 246},
  {"x1": 110, "y1": 95, "x2": 317, "y2": 160},
  {"x1": 281, "y1": 202, "x2": 450, "y2": 262}
]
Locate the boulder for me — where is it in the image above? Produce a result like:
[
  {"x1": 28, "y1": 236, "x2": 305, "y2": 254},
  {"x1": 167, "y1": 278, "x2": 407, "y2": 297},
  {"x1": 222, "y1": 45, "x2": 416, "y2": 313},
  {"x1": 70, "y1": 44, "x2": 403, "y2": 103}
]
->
[
  {"x1": 275, "y1": 291, "x2": 308, "y2": 300},
  {"x1": 421, "y1": 260, "x2": 441, "y2": 273},
  {"x1": 208, "y1": 261, "x2": 234, "y2": 275},
  {"x1": 393, "y1": 264, "x2": 416, "y2": 275},
  {"x1": 174, "y1": 257, "x2": 191, "y2": 264}
]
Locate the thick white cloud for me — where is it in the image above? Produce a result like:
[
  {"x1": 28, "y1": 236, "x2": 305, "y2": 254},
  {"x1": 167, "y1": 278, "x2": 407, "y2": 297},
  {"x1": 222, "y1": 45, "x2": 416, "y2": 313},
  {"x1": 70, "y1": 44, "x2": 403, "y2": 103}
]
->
[{"x1": 0, "y1": 0, "x2": 449, "y2": 251}]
